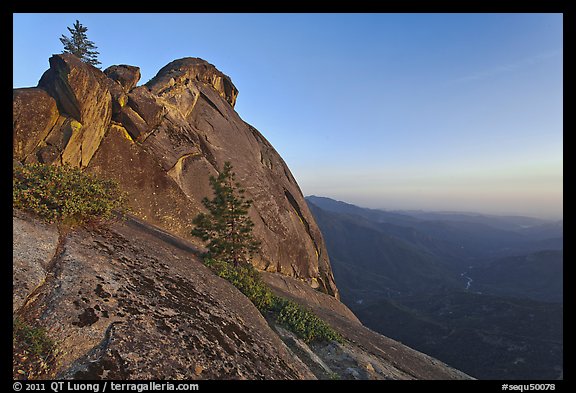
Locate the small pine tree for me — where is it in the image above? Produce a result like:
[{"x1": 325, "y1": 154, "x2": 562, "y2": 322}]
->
[
  {"x1": 60, "y1": 20, "x2": 101, "y2": 67},
  {"x1": 192, "y1": 162, "x2": 261, "y2": 266}
]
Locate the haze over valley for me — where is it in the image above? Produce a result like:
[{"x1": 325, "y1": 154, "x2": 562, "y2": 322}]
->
[{"x1": 307, "y1": 196, "x2": 563, "y2": 379}]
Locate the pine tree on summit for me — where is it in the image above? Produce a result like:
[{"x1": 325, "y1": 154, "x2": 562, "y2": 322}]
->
[
  {"x1": 192, "y1": 162, "x2": 261, "y2": 267},
  {"x1": 60, "y1": 20, "x2": 101, "y2": 67}
]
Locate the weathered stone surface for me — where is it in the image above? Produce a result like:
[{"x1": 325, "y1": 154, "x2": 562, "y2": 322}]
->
[
  {"x1": 127, "y1": 86, "x2": 164, "y2": 127},
  {"x1": 104, "y1": 65, "x2": 141, "y2": 92},
  {"x1": 166, "y1": 153, "x2": 216, "y2": 201},
  {"x1": 14, "y1": 213, "x2": 315, "y2": 380},
  {"x1": 38, "y1": 54, "x2": 112, "y2": 167},
  {"x1": 86, "y1": 124, "x2": 201, "y2": 236},
  {"x1": 118, "y1": 106, "x2": 149, "y2": 141},
  {"x1": 13, "y1": 88, "x2": 59, "y2": 161},
  {"x1": 36, "y1": 145, "x2": 60, "y2": 164},
  {"x1": 136, "y1": 61, "x2": 338, "y2": 297},
  {"x1": 146, "y1": 57, "x2": 238, "y2": 108},
  {"x1": 103, "y1": 79, "x2": 128, "y2": 116},
  {"x1": 44, "y1": 116, "x2": 73, "y2": 151},
  {"x1": 13, "y1": 211, "x2": 60, "y2": 312},
  {"x1": 113, "y1": 86, "x2": 164, "y2": 142},
  {"x1": 58, "y1": 118, "x2": 84, "y2": 166}
]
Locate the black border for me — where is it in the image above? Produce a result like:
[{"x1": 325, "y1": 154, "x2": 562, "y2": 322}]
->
[
  {"x1": 6, "y1": 0, "x2": 570, "y2": 14},
  {"x1": 7, "y1": 0, "x2": 570, "y2": 390}
]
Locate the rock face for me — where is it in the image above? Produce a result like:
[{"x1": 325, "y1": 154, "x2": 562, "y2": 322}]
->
[
  {"x1": 146, "y1": 58, "x2": 238, "y2": 107},
  {"x1": 104, "y1": 65, "x2": 141, "y2": 92},
  {"x1": 12, "y1": 211, "x2": 60, "y2": 311},
  {"x1": 13, "y1": 88, "x2": 59, "y2": 161},
  {"x1": 12, "y1": 54, "x2": 338, "y2": 298},
  {"x1": 37, "y1": 54, "x2": 112, "y2": 167},
  {"x1": 13, "y1": 212, "x2": 315, "y2": 380},
  {"x1": 13, "y1": 211, "x2": 472, "y2": 380}
]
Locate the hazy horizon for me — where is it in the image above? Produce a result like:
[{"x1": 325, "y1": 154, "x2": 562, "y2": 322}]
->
[
  {"x1": 306, "y1": 194, "x2": 562, "y2": 221},
  {"x1": 13, "y1": 13, "x2": 563, "y2": 220}
]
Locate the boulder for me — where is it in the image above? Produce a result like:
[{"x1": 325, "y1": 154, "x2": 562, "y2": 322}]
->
[
  {"x1": 104, "y1": 65, "x2": 141, "y2": 92},
  {"x1": 103, "y1": 65, "x2": 140, "y2": 116},
  {"x1": 13, "y1": 88, "x2": 59, "y2": 161},
  {"x1": 146, "y1": 57, "x2": 238, "y2": 108},
  {"x1": 103, "y1": 79, "x2": 128, "y2": 116},
  {"x1": 38, "y1": 54, "x2": 112, "y2": 167},
  {"x1": 126, "y1": 86, "x2": 164, "y2": 128},
  {"x1": 119, "y1": 106, "x2": 149, "y2": 141}
]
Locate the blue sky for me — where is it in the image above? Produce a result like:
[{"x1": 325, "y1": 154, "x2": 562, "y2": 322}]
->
[{"x1": 13, "y1": 13, "x2": 563, "y2": 219}]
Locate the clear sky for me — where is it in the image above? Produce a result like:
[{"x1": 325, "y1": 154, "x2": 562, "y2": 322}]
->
[{"x1": 13, "y1": 13, "x2": 563, "y2": 219}]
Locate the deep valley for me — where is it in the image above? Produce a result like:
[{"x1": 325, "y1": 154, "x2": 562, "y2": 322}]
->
[{"x1": 307, "y1": 196, "x2": 563, "y2": 380}]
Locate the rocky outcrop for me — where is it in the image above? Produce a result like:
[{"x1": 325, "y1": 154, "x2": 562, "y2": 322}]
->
[
  {"x1": 13, "y1": 54, "x2": 338, "y2": 297},
  {"x1": 13, "y1": 88, "x2": 59, "y2": 161},
  {"x1": 146, "y1": 57, "x2": 238, "y2": 107},
  {"x1": 119, "y1": 86, "x2": 165, "y2": 141},
  {"x1": 37, "y1": 54, "x2": 112, "y2": 167},
  {"x1": 104, "y1": 65, "x2": 141, "y2": 92},
  {"x1": 13, "y1": 212, "x2": 315, "y2": 380},
  {"x1": 102, "y1": 65, "x2": 140, "y2": 116},
  {"x1": 13, "y1": 211, "x2": 472, "y2": 380}
]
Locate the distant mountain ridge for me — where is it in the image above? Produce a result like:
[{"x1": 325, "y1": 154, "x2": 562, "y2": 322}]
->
[
  {"x1": 307, "y1": 195, "x2": 563, "y2": 269},
  {"x1": 306, "y1": 195, "x2": 563, "y2": 303},
  {"x1": 306, "y1": 201, "x2": 462, "y2": 302},
  {"x1": 308, "y1": 195, "x2": 562, "y2": 229}
]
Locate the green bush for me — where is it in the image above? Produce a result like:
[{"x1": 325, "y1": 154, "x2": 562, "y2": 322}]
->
[
  {"x1": 13, "y1": 163, "x2": 128, "y2": 226},
  {"x1": 274, "y1": 297, "x2": 342, "y2": 343},
  {"x1": 13, "y1": 318, "x2": 55, "y2": 357},
  {"x1": 13, "y1": 318, "x2": 57, "y2": 379},
  {"x1": 204, "y1": 258, "x2": 275, "y2": 311},
  {"x1": 204, "y1": 258, "x2": 342, "y2": 343}
]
